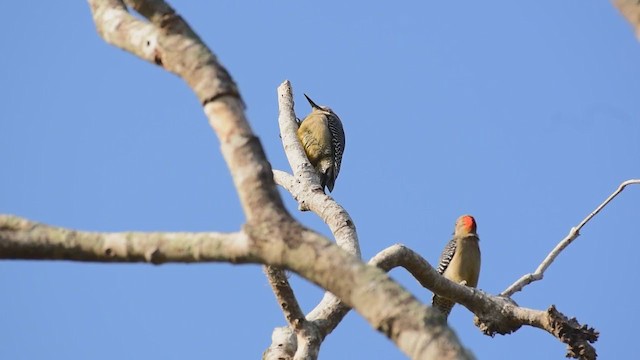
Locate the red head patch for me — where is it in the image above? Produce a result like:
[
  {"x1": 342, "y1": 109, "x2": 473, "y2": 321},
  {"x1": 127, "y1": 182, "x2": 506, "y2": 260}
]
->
[{"x1": 459, "y1": 215, "x2": 476, "y2": 233}]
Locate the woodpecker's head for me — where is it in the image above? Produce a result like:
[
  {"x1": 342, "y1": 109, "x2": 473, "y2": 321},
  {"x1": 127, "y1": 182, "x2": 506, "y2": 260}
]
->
[
  {"x1": 304, "y1": 94, "x2": 335, "y2": 115},
  {"x1": 454, "y1": 215, "x2": 477, "y2": 237}
]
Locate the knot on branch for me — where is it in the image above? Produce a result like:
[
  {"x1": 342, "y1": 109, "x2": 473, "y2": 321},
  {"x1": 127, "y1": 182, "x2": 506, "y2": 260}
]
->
[
  {"x1": 547, "y1": 305, "x2": 599, "y2": 360},
  {"x1": 474, "y1": 296, "x2": 522, "y2": 336},
  {"x1": 145, "y1": 247, "x2": 164, "y2": 264}
]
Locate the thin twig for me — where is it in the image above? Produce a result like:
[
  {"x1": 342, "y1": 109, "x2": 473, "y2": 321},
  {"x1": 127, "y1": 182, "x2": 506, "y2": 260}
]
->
[
  {"x1": 264, "y1": 266, "x2": 308, "y2": 331},
  {"x1": 501, "y1": 179, "x2": 640, "y2": 297}
]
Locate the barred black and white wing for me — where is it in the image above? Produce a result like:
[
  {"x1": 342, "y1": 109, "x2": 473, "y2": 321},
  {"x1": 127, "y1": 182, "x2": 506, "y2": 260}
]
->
[
  {"x1": 432, "y1": 238, "x2": 457, "y2": 319},
  {"x1": 327, "y1": 112, "x2": 345, "y2": 177},
  {"x1": 436, "y1": 239, "x2": 457, "y2": 275}
]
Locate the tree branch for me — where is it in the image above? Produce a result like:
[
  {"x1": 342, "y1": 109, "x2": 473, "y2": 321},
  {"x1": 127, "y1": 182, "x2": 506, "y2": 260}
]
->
[
  {"x1": 264, "y1": 266, "x2": 307, "y2": 331},
  {"x1": 271, "y1": 170, "x2": 359, "y2": 355},
  {"x1": 502, "y1": 179, "x2": 640, "y2": 297},
  {"x1": 272, "y1": 170, "x2": 360, "y2": 258},
  {"x1": 371, "y1": 244, "x2": 599, "y2": 360},
  {"x1": 0, "y1": 215, "x2": 252, "y2": 263},
  {"x1": 263, "y1": 266, "x2": 321, "y2": 360}
]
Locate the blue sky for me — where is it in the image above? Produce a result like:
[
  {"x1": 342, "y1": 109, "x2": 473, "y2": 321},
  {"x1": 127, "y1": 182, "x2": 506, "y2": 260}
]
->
[{"x1": 1, "y1": 1, "x2": 639, "y2": 359}]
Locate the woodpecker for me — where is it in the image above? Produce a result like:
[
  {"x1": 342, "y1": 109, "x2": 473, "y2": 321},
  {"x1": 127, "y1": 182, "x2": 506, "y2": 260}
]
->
[
  {"x1": 296, "y1": 94, "x2": 345, "y2": 192},
  {"x1": 432, "y1": 215, "x2": 481, "y2": 320}
]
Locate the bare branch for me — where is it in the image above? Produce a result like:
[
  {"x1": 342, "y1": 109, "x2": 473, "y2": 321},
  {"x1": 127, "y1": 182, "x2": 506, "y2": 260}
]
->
[
  {"x1": 372, "y1": 244, "x2": 599, "y2": 360},
  {"x1": 305, "y1": 293, "x2": 350, "y2": 340},
  {"x1": 506, "y1": 305, "x2": 598, "y2": 360},
  {"x1": 271, "y1": 171, "x2": 359, "y2": 356},
  {"x1": 0, "y1": 215, "x2": 252, "y2": 263},
  {"x1": 263, "y1": 263, "x2": 312, "y2": 360},
  {"x1": 293, "y1": 325, "x2": 322, "y2": 360},
  {"x1": 265, "y1": 82, "x2": 320, "y2": 358},
  {"x1": 263, "y1": 266, "x2": 322, "y2": 360},
  {"x1": 502, "y1": 179, "x2": 640, "y2": 297},
  {"x1": 264, "y1": 266, "x2": 307, "y2": 331},
  {"x1": 273, "y1": 170, "x2": 360, "y2": 258}
]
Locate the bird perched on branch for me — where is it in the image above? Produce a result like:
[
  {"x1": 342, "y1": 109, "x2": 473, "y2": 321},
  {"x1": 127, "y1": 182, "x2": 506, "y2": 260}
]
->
[
  {"x1": 296, "y1": 94, "x2": 345, "y2": 193},
  {"x1": 432, "y1": 215, "x2": 481, "y2": 320}
]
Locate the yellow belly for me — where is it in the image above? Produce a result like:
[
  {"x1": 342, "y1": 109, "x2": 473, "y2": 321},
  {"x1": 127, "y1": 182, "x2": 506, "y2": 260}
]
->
[{"x1": 443, "y1": 237, "x2": 480, "y2": 288}]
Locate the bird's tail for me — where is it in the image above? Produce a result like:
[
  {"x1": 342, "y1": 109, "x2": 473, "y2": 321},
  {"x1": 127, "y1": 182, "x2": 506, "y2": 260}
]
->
[
  {"x1": 432, "y1": 294, "x2": 454, "y2": 320},
  {"x1": 322, "y1": 166, "x2": 336, "y2": 193}
]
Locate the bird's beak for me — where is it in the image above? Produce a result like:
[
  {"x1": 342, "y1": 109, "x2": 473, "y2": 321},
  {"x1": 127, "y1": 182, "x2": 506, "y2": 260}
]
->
[{"x1": 304, "y1": 94, "x2": 321, "y2": 110}]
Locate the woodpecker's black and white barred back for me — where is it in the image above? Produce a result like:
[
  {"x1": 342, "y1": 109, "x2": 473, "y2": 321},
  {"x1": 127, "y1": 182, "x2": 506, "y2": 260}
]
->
[
  {"x1": 327, "y1": 110, "x2": 345, "y2": 179},
  {"x1": 297, "y1": 94, "x2": 346, "y2": 193},
  {"x1": 436, "y1": 239, "x2": 458, "y2": 275}
]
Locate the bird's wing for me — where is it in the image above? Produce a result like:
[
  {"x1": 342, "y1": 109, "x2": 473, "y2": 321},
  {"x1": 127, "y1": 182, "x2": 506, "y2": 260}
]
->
[
  {"x1": 327, "y1": 114, "x2": 345, "y2": 175},
  {"x1": 436, "y1": 239, "x2": 457, "y2": 275}
]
